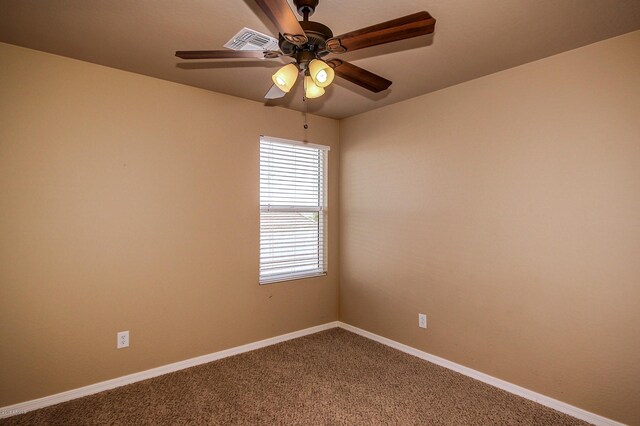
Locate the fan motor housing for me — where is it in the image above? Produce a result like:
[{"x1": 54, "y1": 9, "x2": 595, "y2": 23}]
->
[{"x1": 278, "y1": 20, "x2": 333, "y2": 59}]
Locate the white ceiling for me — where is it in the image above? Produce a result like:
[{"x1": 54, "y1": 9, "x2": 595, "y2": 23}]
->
[{"x1": 1, "y1": 0, "x2": 639, "y2": 119}]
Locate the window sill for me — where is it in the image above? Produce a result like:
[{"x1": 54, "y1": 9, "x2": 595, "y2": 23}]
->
[{"x1": 259, "y1": 271, "x2": 327, "y2": 285}]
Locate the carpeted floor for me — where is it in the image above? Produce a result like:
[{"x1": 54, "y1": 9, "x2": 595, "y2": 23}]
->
[{"x1": 2, "y1": 328, "x2": 589, "y2": 425}]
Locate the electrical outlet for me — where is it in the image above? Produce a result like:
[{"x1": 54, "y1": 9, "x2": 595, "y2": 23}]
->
[
  {"x1": 117, "y1": 331, "x2": 129, "y2": 349},
  {"x1": 418, "y1": 313, "x2": 427, "y2": 329}
]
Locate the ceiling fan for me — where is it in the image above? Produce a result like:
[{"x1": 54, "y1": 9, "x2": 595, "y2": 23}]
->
[{"x1": 175, "y1": 0, "x2": 436, "y2": 100}]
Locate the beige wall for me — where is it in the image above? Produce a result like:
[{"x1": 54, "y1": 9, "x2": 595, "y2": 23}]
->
[
  {"x1": 0, "y1": 42, "x2": 339, "y2": 406},
  {"x1": 2, "y1": 28, "x2": 639, "y2": 423},
  {"x1": 340, "y1": 30, "x2": 640, "y2": 425}
]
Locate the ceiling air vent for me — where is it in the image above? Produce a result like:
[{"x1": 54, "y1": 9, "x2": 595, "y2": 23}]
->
[{"x1": 223, "y1": 27, "x2": 279, "y2": 51}]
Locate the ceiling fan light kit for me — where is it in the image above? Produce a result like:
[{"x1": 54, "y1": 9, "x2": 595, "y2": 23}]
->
[{"x1": 175, "y1": 0, "x2": 436, "y2": 100}]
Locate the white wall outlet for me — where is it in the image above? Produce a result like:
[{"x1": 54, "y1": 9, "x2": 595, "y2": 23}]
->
[
  {"x1": 117, "y1": 331, "x2": 129, "y2": 349},
  {"x1": 418, "y1": 313, "x2": 427, "y2": 329}
]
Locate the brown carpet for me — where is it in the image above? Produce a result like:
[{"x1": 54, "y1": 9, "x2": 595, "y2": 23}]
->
[{"x1": 2, "y1": 328, "x2": 589, "y2": 425}]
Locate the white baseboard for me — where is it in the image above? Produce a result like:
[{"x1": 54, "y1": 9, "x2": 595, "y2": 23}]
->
[
  {"x1": 1, "y1": 320, "x2": 625, "y2": 426},
  {"x1": 0, "y1": 321, "x2": 339, "y2": 419},
  {"x1": 337, "y1": 322, "x2": 625, "y2": 426}
]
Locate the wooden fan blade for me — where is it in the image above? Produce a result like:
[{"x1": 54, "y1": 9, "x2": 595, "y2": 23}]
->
[
  {"x1": 175, "y1": 50, "x2": 280, "y2": 59},
  {"x1": 327, "y1": 59, "x2": 391, "y2": 93},
  {"x1": 254, "y1": 0, "x2": 308, "y2": 45},
  {"x1": 326, "y1": 11, "x2": 435, "y2": 54}
]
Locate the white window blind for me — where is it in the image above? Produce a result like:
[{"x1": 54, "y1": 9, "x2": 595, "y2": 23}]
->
[{"x1": 260, "y1": 136, "x2": 329, "y2": 284}]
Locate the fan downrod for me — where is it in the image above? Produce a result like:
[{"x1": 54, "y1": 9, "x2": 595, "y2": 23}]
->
[{"x1": 293, "y1": 0, "x2": 319, "y2": 19}]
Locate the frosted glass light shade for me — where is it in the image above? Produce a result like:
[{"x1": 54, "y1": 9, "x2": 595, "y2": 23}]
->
[
  {"x1": 308, "y1": 59, "x2": 334, "y2": 88},
  {"x1": 304, "y1": 76, "x2": 325, "y2": 99},
  {"x1": 272, "y1": 64, "x2": 299, "y2": 93}
]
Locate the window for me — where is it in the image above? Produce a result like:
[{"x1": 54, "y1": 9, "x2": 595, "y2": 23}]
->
[{"x1": 259, "y1": 136, "x2": 329, "y2": 284}]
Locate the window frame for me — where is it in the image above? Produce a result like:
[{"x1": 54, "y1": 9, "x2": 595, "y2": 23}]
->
[{"x1": 259, "y1": 136, "x2": 329, "y2": 285}]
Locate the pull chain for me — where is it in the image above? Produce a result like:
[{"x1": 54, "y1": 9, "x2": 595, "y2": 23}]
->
[{"x1": 303, "y1": 94, "x2": 309, "y2": 130}]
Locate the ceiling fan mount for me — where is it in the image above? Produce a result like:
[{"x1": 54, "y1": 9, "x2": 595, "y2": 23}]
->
[
  {"x1": 293, "y1": 0, "x2": 319, "y2": 18},
  {"x1": 278, "y1": 0, "x2": 331, "y2": 61},
  {"x1": 175, "y1": 0, "x2": 436, "y2": 98}
]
